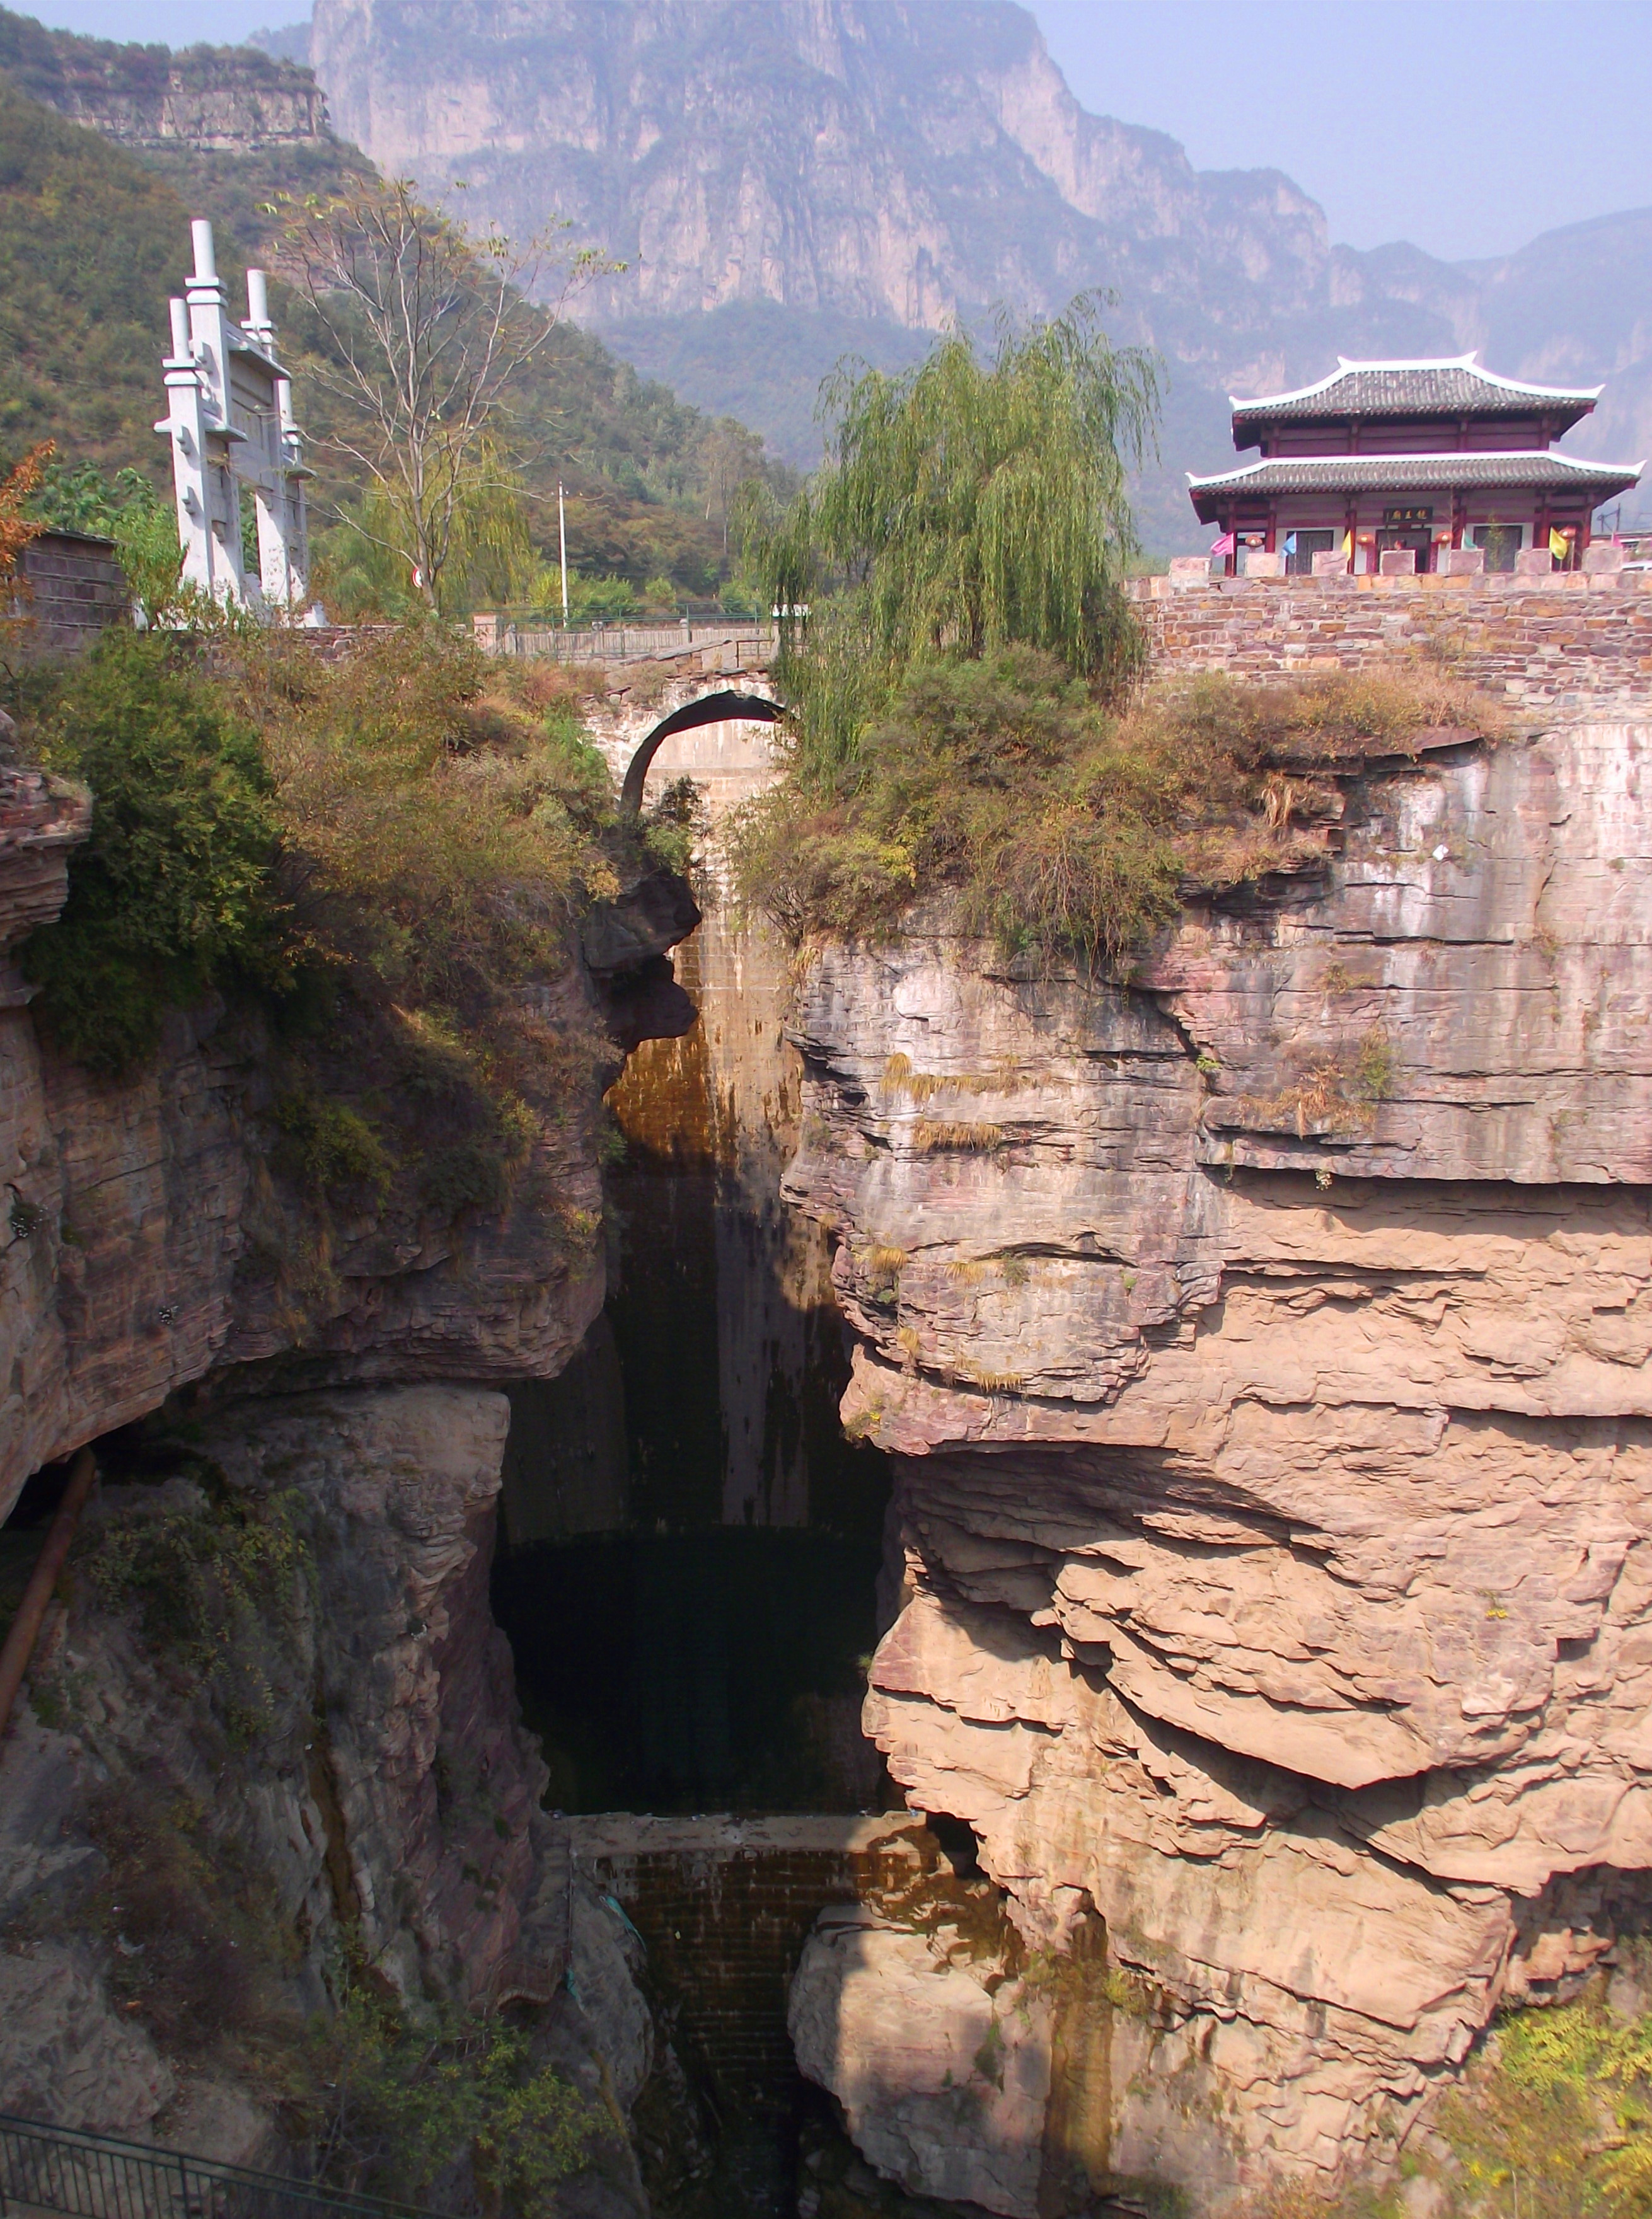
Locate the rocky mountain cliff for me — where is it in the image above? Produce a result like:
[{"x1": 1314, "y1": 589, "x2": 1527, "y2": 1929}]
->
[
  {"x1": 296, "y1": 0, "x2": 1652, "y2": 543},
  {"x1": 0, "y1": 748, "x2": 694, "y2": 2193},
  {"x1": 775, "y1": 580, "x2": 1652, "y2": 2210},
  {"x1": 0, "y1": 9, "x2": 325, "y2": 149}
]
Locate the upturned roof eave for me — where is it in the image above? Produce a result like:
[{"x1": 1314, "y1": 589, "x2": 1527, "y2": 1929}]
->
[
  {"x1": 1186, "y1": 451, "x2": 1644, "y2": 494},
  {"x1": 1226, "y1": 354, "x2": 1605, "y2": 423}
]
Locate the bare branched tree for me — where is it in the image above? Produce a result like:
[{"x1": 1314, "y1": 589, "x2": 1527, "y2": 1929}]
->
[{"x1": 274, "y1": 178, "x2": 611, "y2": 609}]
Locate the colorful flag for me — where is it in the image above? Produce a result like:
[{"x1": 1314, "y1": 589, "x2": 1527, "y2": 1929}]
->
[
  {"x1": 1210, "y1": 531, "x2": 1236, "y2": 556},
  {"x1": 1340, "y1": 529, "x2": 1352, "y2": 556},
  {"x1": 1282, "y1": 532, "x2": 1297, "y2": 555},
  {"x1": 1549, "y1": 528, "x2": 1570, "y2": 564}
]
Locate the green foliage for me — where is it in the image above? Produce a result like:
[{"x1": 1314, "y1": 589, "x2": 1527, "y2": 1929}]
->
[
  {"x1": 566, "y1": 570, "x2": 640, "y2": 623},
  {"x1": 273, "y1": 1093, "x2": 396, "y2": 1202},
  {"x1": 22, "y1": 630, "x2": 286, "y2": 1072},
  {"x1": 15, "y1": 623, "x2": 638, "y2": 1250},
  {"x1": 311, "y1": 1983, "x2": 606, "y2": 2211},
  {"x1": 735, "y1": 658, "x2": 1495, "y2": 968},
  {"x1": 746, "y1": 299, "x2": 1159, "y2": 778},
  {"x1": 1438, "y1": 1991, "x2": 1652, "y2": 2218},
  {"x1": 30, "y1": 457, "x2": 183, "y2": 619},
  {"x1": 0, "y1": 74, "x2": 192, "y2": 478},
  {"x1": 417, "y1": 1136, "x2": 512, "y2": 1221},
  {"x1": 641, "y1": 772, "x2": 709, "y2": 876},
  {"x1": 86, "y1": 1479, "x2": 311, "y2": 1751}
]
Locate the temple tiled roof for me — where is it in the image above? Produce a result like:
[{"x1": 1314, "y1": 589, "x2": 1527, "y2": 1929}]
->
[
  {"x1": 1229, "y1": 357, "x2": 1602, "y2": 429},
  {"x1": 1187, "y1": 450, "x2": 1643, "y2": 509}
]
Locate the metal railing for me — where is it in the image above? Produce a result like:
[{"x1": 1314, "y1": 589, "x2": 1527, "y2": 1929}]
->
[{"x1": 0, "y1": 2116, "x2": 444, "y2": 2219}]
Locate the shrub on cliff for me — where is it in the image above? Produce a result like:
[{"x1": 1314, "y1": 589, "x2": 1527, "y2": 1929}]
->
[
  {"x1": 734, "y1": 303, "x2": 1502, "y2": 967},
  {"x1": 1434, "y1": 1986, "x2": 1652, "y2": 2219},
  {"x1": 22, "y1": 630, "x2": 289, "y2": 1071},
  {"x1": 304, "y1": 1984, "x2": 609, "y2": 2211},
  {"x1": 21, "y1": 627, "x2": 672, "y2": 1237},
  {"x1": 734, "y1": 653, "x2": 1497, "y2": 965}
]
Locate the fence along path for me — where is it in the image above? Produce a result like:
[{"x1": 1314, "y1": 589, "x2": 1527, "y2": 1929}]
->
[{"x1": 0, "y1": 2115, "x2": 446, "y2": 2219}]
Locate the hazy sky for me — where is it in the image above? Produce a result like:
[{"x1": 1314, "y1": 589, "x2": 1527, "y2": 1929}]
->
[{"x1": 28, "y1": 0, "x2": 1652, "y2": 265}]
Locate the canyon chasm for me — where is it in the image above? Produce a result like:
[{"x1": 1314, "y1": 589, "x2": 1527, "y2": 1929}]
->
[{"x1": 6, "y1": 582, "x2": 1652, "y2": 2219}]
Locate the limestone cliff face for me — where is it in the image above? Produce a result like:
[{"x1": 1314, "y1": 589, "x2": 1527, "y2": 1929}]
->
[
  {"x1": 1, "y1": 1383, "x2": 650, "y2": 2187},
  {"x1": 782, "y1": 719, "x2": 1652, "y2": 2207},
  {"x1": 0, "y1": 25, "x2": 328, "y2": 151},
  {"x1": 307, "y1": 0, "x2": 1373, "y2": 359}
]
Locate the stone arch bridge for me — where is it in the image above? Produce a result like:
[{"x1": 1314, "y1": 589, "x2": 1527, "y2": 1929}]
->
[{"x1": 480, "y1": 618, "x2": 784, "y2": 819}]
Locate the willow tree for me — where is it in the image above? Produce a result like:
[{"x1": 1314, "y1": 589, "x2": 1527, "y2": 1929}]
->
[{"x1": 750, "y1": 300, "x2": 1160, "y2": 779}]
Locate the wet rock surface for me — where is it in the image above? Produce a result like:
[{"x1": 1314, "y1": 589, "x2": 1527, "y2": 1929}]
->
[{"x1": 781, "y1": 721, "x2": 1652, "y2": 2207}]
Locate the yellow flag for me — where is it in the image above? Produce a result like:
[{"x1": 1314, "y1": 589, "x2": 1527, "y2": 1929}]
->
[
  {"x1": 1549, "y1": 528, "x2": 1569, "y2": 563},
  {"x1": 1340, "y1": 528, "x2": 1352, "y2": 556}
]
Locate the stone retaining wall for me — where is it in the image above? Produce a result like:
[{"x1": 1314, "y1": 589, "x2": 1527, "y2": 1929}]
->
[
  {"x1": 1129, "y1": 573, "x2": 1652, "y2": 714},
  {"x1": 565, "y1": 1814, "x2": 931, "y2": 2116}
]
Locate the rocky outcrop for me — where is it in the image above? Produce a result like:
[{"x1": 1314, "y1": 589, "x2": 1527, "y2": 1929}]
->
[
  {"x1": 0, "y1": 18, "x2": 328, "y2": 151},
  {"x1": 0, "y1": 754, "x2": 696, "y2": 2186},
  {"x1": 0, "y1": 755, "x2": 695, "y2": 1512},
  {"x1": 781, "y1": 717, "x2": 1652, "y2": 2207},
  {"x1": 791, "y1": 1905, "x2": 1053, "y2": 2215},
  {"x1": 309, "y1": 0, "x2": 1339, "y2": 342},
  {"x1": 1, "y1": 1381, "x2": 652, "y2": 2193}
]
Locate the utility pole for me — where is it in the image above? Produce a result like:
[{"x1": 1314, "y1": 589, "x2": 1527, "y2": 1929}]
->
[{"x1": 558, "y1": 481, "x2": 569, "y2": 628}]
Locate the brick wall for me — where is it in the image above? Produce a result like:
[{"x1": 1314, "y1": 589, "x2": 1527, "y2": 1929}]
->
[
  {"x1": 13, "y1": 531, "x2": 128, "y2": 654},
  {"x1": 567, "y1": 1814, "x2": 933, "y2": 2118},
  {"x1": 1129, "y1": 573, "x2": 1652, "y2": 715}
]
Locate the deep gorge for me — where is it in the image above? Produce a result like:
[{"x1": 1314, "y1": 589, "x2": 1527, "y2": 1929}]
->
[{"x1": 8, "y1": 580, "x2": 1652, "y2": 2219}]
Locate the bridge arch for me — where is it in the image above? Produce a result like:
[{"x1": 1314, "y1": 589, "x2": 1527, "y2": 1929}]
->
[{"x1": 619, "y1": 688, "x2": 783, "y2": 815}]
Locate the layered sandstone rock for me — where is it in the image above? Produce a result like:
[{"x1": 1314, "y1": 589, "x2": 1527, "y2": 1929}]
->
[
  {"x1": 782, "y1": 718, "x2": 1652, "y2": 2208},
  {"x1": 791, "y1": 1904, "x2": 1053, "y2": 2215}
]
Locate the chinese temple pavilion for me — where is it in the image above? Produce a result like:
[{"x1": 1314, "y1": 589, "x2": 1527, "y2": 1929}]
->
[{"x1": 1187, "y1": 355, "x2": 1642, "y2": 575}]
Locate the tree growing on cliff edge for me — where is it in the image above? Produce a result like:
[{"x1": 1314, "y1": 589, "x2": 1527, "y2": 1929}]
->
[
  {"x1": 745, "y1": 297, "x2": 1161, "y2": 776},
  {"x1": 274, "y1": 178, "x2": 611, "y2": 613}
]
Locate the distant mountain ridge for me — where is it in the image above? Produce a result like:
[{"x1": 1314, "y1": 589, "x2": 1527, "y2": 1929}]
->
[
  {"x1": 122, "y1": 7, "x2": 1652, "y2": 545},
  {"x1": 0, "y1": 8, "x2": 325, "y2": 147},
  {"x1": 281, "y1": 0, "x2": 1652, "y2": 545}
]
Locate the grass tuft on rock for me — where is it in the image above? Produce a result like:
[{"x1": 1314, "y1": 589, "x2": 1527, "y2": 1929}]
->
[{"x1": 733, "y1": 652, "x2": 1494, "y2": 967}]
